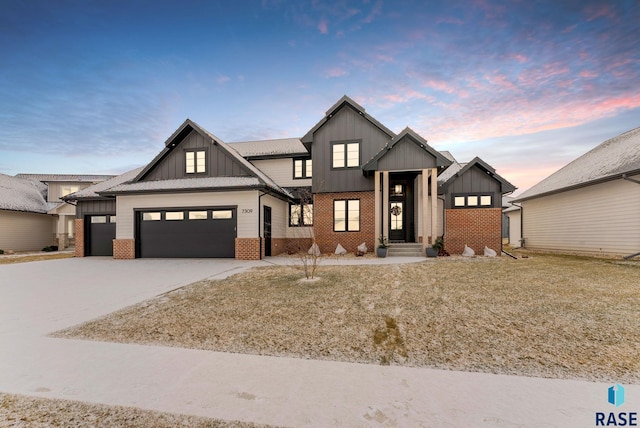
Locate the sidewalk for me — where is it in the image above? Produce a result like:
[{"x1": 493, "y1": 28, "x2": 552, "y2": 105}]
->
[{"x1": 0, "y1": 258, "x2": 637, "y2": 427}]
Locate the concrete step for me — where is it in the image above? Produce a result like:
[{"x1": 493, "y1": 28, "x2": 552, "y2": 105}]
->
[{"x1": 386, "y1": 243, "x2": 424, "y2": 257}]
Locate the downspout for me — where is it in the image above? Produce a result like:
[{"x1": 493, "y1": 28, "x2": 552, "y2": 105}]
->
[
  {"x1": 258, "y1": 192, "x2": 267, "y2": 260},
  {"x1": 380, "y1": 172, "x2": 384, "y2": 240},
  {"x1": 509, "y1": 201, "x2": 524, "y2": 248},
  {"x1": 437, "y1": 195, "x2": 445, "y2": 241},
  {"x1": 622, "y1": 174, "x2": 640, "y2": 259}
]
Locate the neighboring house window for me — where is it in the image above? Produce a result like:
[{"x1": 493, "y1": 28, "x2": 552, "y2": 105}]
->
[
  {"x1": 293, "y1": 158, "x2": 312, "y2": 179},
  {"x1": 290, "y1": 203, "x2": 313, "y2": 226},
  {"x1": 61, "y1": 186, "x2": 79, "y2": 197},
  {"x1": 334, "y1": 199, "x2": 360, "y2": 232},
  {"x1": 453, "y1": 194, "x2": 493, "y2": 208},
  {"x1": 186, "y1": 150, "x2": 206, "y2": 174},
  {"x1": 332, "y1": 142, "x2": 360, "y2": 168}
]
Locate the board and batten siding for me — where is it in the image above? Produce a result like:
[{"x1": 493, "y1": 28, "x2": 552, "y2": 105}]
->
[
  {"x1": 252, "y1": 158, "x2": 312, "y2": 188},
  {"x1": 376, "y1": 137, "x2": 438, "y2": 171},
  {"x1": 143, "y1": 130, "x2": 250, "y2": 181},
  {"x1": 76, "y1": 199, "x2": 117, "y2": 218},
  {"x1": 444, "y1": 166, "x2": 502, "y2": 209},
  {"x1": 312, "y1": 105, "x2": 391, "y2": 193},
  {"x1": 0, "y1": 210, "x2": 55, "y2": 251},
  {"x1": 115, "y1": 191, "x2": 260, "y2": 240},
  {"x1": 522, "y1": 176, "x2": 640, "y2": 256}
]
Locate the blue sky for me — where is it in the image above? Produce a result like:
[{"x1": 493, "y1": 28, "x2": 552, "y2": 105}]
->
[{"x1": 1, "y1": 0, "x2": 638, "y2": 194}]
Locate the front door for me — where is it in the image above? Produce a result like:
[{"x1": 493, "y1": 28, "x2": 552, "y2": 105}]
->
[
  {"x1": 263, "y1": 206, "x2": 272, "y2": 257},
  {"x1": 389, "y1": 181, "x2": 406, "y2": 242}
]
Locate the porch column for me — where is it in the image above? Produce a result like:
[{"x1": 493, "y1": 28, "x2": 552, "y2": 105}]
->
[
  {"x1": 430, "y1": 168, "x2": 438, "y2": 244},
  {"x1": 421, "y1": 170, "x2": 429, "y2": 252},
  {"x1": 382, "y1": 171, "x2": 389, "y2": 243},
  {"x1": 374, "y1": 171, "x2": 381, "y2": 247}
]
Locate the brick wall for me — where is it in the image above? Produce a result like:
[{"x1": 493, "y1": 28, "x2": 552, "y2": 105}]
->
[
  {"x1": 445, "y1": 208, "x2": 502, "y2": 255},
  {"x1": 74, "y1": 219, "x2": 84, "y2": 257},
  {"x1": 235, "y1": 238, "x2": 261, "y2": 260},
  {"x1": 313, "y1": 192, "x2": 375, "y2": 254},
  {"x1": 113, "y1": 239, "x2": 135, "y2": 259}
]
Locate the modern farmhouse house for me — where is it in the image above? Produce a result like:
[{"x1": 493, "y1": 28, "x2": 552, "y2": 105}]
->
[{"x1": 66, "y1": 96, "x2": 515, "y2": 260}]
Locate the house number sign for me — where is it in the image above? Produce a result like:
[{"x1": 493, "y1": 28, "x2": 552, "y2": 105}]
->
[{"x1": 241, "y1": 209, "x2": 253, "y2": 214}]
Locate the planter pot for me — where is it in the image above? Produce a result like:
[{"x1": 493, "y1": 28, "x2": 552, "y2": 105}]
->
[
  {"x1": 426, "y1": 247, "x2": 438, "y2": 257},
  {"x1": 377, "y1": 247, "x2": 388, "y2": 258}
]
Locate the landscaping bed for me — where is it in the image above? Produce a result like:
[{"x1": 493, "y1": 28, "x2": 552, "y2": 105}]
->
[{"x1": 54, "y1": 254, "x2": 640, "y2": 383}]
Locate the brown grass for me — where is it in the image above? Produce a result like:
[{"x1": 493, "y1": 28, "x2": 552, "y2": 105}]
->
[
  {"x1": 0, "y1": 253, "x2": 74, "y2": 264},
  {"x1": 55, "y1": 254, "x2": 640, "y2": 383}
]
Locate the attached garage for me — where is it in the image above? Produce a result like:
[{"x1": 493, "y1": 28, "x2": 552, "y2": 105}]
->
[
  {"x1": 85, "y1": 214, "x2": 116, "y2": 256},
  {"x1": 136, "y1": 207, "x2": 236, "y2": 258}
]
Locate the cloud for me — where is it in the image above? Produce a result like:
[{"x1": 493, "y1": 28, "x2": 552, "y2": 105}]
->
[
  {"x1": 216, "y1": 75, "x2": 231, "y2": 84},
  {"x1": 323, "y1": 67, "x2": 348, "y2": 78},
  {"x1": 317, "y1": 18, "x2": 328, "y2": 34}
]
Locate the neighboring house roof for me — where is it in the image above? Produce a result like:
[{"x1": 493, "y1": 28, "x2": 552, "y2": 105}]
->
[
  {"x1": 0, "y1": 173, "x2": 50, "y2": 213},
  {"x1": 440, "y1": 150, "x2": 457, "y2": 163},
  {"x1": 132, "y1": 119, "x2": 293, "y2": 199},
  {"x1": 229, "y1": 138, "x2": 309, "y2": 159},
  {"x1": 301, "y1": 95, "x2": 395, "y2": 145},
  {"x1": 362, "y1": 127, "x2": 452, "y2": 171},
  {"x1": 15, "y1": 174, "x2": 115, "y2": 183},
  {"x1": 515, "y1": 126, "x2": 640, "y2": 201},
  {"x1": 64, "y1": 167, "x2": 145, "y2": 200},
  {"x1": 439, "y1": 157, "x2": 517, "y2": 194}
]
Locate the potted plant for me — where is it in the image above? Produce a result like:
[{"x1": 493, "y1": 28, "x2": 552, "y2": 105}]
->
[
  {"x1": 377, "y1": 236, "x2": 389, "y2": 258},
  {"x1": 427, "y1": 237, "x2": 444, "y2": 257}
]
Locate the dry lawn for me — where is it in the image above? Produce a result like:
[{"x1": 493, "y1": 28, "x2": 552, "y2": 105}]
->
[
  {"x1": 55, "y1": 254, "x2": 640, "y2": 383},
  {"x1": 0, "y1": 393, "x2": 273, "y2": 428},
  {"x1": 0, "y1": 253, "x2": 74, "y2": 265}
]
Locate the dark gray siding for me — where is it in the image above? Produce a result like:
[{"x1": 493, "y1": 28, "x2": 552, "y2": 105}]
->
[
  {"x1": 77, "y1": 199, "x2": 116, "y2": 218},
  {"x1": 377, "y1": 137, "x2": 438, "y2": 171},
  {"x1": 312, "y1": 106, "x2": 391, "y2": 193},
  {"x1": 143, "y1": 130, "x2": 250, "y2": 181},
  {"x1": 444, "y1": 165, "x2": 502, "y2": 208}
]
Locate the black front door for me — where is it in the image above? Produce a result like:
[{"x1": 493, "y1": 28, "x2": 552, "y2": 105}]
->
[
  {"x1": 389, "y1": 178, "x2": 415, "y2": 242},
  {"x1": 263, "y1": 206, "x2": 272, "y2": 257}
]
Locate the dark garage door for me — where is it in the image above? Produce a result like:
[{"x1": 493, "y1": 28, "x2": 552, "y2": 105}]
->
[
  {"x1": 86, "y1": 215, "x2": 116, "y2": 256},
  {"x1": 138, "y1": 208, "x2": 236, "y2": 258}
]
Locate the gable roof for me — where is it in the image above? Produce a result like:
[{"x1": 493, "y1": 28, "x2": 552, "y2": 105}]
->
[
  {"x1": 301, "y1": 95, "x2": 395, "y2": 146},
  {"x1": 439, "y1": 157, "x2": 517, "y2": 194},
  {"x1": 362, "y1": 127, "x2": 452, "y2": 171},
  {"x1": 515, "y1": 126, "x2": 640, "y2": 201},
  {"x1": 130, "y1": 119, "x2": 292, "y2": 199},
  {"x1": 64, "y1": 167, "x2": 145, "y2": 201},
  {"x1": 229, "y1": 138, "x2": 308, "y2": 159},
  {"x1": 0, "y1": 173, "x2": 50, "y2": 213},
  {"x1": 15, "y1": 174, "x2": 115, "y2": 183}
]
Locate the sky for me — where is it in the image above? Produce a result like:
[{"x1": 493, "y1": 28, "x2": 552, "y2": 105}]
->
[{"x1": 1, "y1": 0, "x2": 639, "y2": 195}]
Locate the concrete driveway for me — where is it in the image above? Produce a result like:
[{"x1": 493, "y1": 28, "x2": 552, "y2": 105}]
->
[{"x1": 0, "y1": 257, "x2": 637, "y2": 427}]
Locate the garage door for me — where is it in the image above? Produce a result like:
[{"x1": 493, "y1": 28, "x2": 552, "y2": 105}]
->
[
  {"x1": 86, "y1": 215, "x2": 116, "y2": 256},
  {"x1": 138, "y1": 208, "x2": 236, "y2": 258}
]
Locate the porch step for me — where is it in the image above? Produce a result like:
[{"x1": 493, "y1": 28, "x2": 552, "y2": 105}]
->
[{"x1": 387, "y1": 243, "x2": 424, "y2": 257}]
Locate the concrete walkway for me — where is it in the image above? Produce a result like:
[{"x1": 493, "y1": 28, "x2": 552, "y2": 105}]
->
[{"x1": 0, "y1": 257, "x2": 637, "y2": 427}]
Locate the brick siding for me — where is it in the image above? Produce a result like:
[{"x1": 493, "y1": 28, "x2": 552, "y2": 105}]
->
[
  {"x1": 113, "y1": 239, "x2": 135, "y2": 259},
  {"x1": 235, "y1": 238, "x2": 261, "y2": 260},
  {"x1": 74, "y1": 219, "x2": 84, "y2": 257},
  {"x1": 445, "y1": 208, "x2": 502, "y2": 255},
  {"x1": 313, "y1": 192, "x2": 375, "y2": 254}
]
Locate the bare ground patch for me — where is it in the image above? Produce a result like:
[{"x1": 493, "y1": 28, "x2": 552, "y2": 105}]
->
[{"x1": 54, "y1": 255, "x2": 640, "y2": 383}]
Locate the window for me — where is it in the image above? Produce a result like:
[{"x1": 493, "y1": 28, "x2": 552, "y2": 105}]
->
[
  {"x1": 453, "y1": 194, "x2": 493, "y2": 208},
  {"x1": 212, "y1": 210, "x2": 233, "y2": 219},
  {"x1": 334, "y1": 199, "x2": 359, "y2": 232},
  {"x1": 61, "y1": 186, "x2": 79, "y2": 197},
  {"x1": 142, "y1": 212, "x2": 161, "y2": 221},
  {"x1": 289, "y1": 203, "x2": 313, "y2": 226},
  {"x1": 90, "y1": 216, "x2": 107, "y2": 224},
  {"x1": 188, "y1": 211, "x2": 208, "y2": 220},
  {"x1": 109, "y1": 216, "x2": 116, "y2": 223},
  {"x1": 186, "y1": 150, "x2": 206, "y2": 174},
  {"x1": 332, "y1": 142, "x2": 360, "y2": 168},
  {"x1": 166, "y1": 212, "x2": 184, "y2": 220},
  {"x1": 293, "y1": 158, "x2": 312, "y2": 179}
]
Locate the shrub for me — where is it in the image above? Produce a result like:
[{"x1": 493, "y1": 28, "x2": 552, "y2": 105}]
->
[{"x1": 0, "y1": 249, "x2": 4, "y2": 255}]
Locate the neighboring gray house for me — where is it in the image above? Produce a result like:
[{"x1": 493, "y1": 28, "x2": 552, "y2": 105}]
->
[
  {"x1": 0, "y1": 174, "x2": 56, "y2": 252},
  {"x1": 513, "y1": 126, "x2": 640, "y2": 257}
]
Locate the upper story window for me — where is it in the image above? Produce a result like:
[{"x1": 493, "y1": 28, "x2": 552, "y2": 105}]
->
[
  {"x1": 186, "y1": 150, "x2": 206, "y2": 174},
  {"x1": 61, "y1": 186, "x2": 79, "y2": 197},
  {"x1": 453, "y1": 194, "x2": 493, "y2": 208},
  {"x1": 332, "y1": 141, "x2": 360, "y2": 169},
  {"x1": 294, "y1": 158, "x2": 312, "y2": 179}
]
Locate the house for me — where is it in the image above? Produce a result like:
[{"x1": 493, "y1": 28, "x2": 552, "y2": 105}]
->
[
  {"x1": 0, "y1": 174, "x2": 56, "y2": 252},
  {"x1": 513, "y1": 126, "x2": 640, "y2": 258},
  {"x1": 66, "y1": 95, "x2": 515, "y2": 259},
  {"x1": 15, "y1": 174, "x2": 115, "y2": 249}
]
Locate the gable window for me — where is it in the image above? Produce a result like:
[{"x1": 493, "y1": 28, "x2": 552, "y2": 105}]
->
[
  {"x1": 293, "y1": 158, "x2": 312, "y2": 179},
  {"x1": 290, "y1": 203, "x2": 313, "y2": 226},
  {"x1": 332, "y1": 142, "x2": 360, "y2": 169},
  {"x1": 334, "y1": 199, "x2": 360, "y2": 232},
  {"x1": 186, "y1": 150, "x2": 206, "y2": 174},
  {"x1": 453, "y1": 194, "x2": 493, "y2": 208}
]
